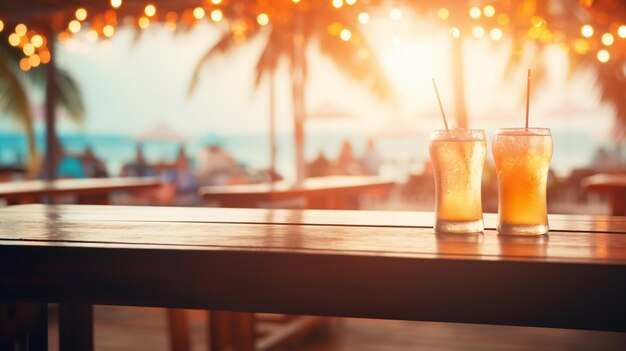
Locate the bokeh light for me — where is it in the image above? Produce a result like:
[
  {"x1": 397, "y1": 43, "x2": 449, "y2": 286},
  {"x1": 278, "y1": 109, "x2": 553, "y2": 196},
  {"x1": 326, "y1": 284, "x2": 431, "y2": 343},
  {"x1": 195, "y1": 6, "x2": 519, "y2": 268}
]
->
[
  {"x1": 472, "y1": 26, "x2": 485, "y2": 38},
  {"x1": 581, "y1": 25, "x2": 594, "y2": 38},
  {"x1": 145, "y1": 4, "x2": 156, "y2": 17},
  {"x1": 211, "y1": 9, "x2": 223, "y2": 22},
  {"x1": 601, "y1": 33, "x2": 614, "y2": 46},
  {"x1": 469, "y1": 7, "x2": 481, "y2": 19},
  {"x1": 340, "y1": 28, "x2": 351, "y2": 41},
  {"x1": 437, "y1": 8, "x2": 449, "y2": 20},
  {"x1": 358, "y1": 12, "x2": 369, "y2": 24},
  {"x1": 68, "y1": 20, "x2": 81, "y2": 33},
  {"x1": 257, "y1": 13, "x2": 269, "y2": 26},
  {"x1": 483, "y1": 5, "x2": 495, "y2": 17},
  {"x1": 75, "y1": 8, "x2": 87, "y2": 21},
  {"x1": 110, "y1": 0, "x2": 122, "y2": 8},
  {"x1": 490, "y1": 28, "x2": 503, "y2": 41},
  {"x1": 597, "y1": 49, "x2": 610, "y2": 63},
  {"x1": 193, "y1": 7, "x2": 205, "y2": 20}
]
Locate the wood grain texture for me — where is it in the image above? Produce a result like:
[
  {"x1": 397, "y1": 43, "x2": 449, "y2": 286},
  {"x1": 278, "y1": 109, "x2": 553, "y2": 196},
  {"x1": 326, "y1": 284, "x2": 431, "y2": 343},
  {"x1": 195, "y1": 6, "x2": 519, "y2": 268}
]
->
[{"x1": 0, "y1": 205, "x2": 625, "y2": 332}]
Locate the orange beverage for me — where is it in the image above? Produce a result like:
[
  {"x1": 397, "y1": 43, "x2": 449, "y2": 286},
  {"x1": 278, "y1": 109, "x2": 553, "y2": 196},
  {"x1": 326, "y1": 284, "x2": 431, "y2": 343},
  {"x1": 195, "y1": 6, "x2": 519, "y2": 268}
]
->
[
  {"x1": 429, "y1": 129, "x2": 486, "y2": 233},
  {"x1": 492, "y1": 128, "x2": 553, "y2": 235}
]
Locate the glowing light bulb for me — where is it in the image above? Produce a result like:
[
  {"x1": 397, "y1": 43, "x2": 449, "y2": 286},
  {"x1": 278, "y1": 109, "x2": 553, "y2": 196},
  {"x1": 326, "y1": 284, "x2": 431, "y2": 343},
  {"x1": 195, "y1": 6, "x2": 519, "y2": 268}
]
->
[
  {"x1": 193, "y1": 7, "x2": 205, "y2": 20},
  {"x1": 472, "y1": 26, "x2": 485, "y2": 38},
  {"x1": 490, "y1": 28, "x2": 503, "y2": 41},
  {"x1": 597, "y1": 49, "x2": 609, "y2": 63},
  {"x1": 138, "y1": 16, "x2": 150, "y2": 29},
  {"x1": 31, "y1": 34, "x2": 44, "y2": 47},
  {"x1": 437, "y1": 8, "x2": 449, "y2": 20},
  {"x1": 469, "y1": 7, "x2": 481, "y2": 19},
  {"x1": 358, "y1": 12, "x2": 369, "y2": 24},
  {"x1": 483, "y1": 5, "x2": 495, "y2": 17},
  {"x1": 581, "y1": 25, "x2": 593, "y2": 38},
  {"x1": 257, "y1": 13, "x2": 269, "y2": 26},
  {"x1": 103, "y1": 25, "x2": 115, "y2": 38},
  {"x1": 211, "y1": 9, "x2": 223, "y2": 22},
  {"x1": 340, "y1": 28, "x2": 351, "y2": 41},
  {"x1": 145, "y1": 4, "x2": 156, "y2": 17},
  {"x1": 618, "y1": 25, "x2": 626, "y2": 38},
  {"x1": 450, "y1": 27, "x2": 460, "y2": 38},
  {"x1": 75, "y1": 8, "x2": 87, "y2": 21},
  {"x1": 211, "y1": 0, "x2": 222, "y2": 4},
  {"x1": 110, "y1": 0, "x2": 122, "y2": 8},
  {"x1": 8, "y1": 33, "x2": 20, "y2": 46},
  {"x1": 15, "y1": 24, "x2": 27, "y2": 36},
  {"x1": 68, "y1": 20, "x2": 81, "y2": 33},
  {"x1": 332, "y1": 0, "x2": 343, "y2": 9},
  {"x1": 602, "y1": 33, "x2": 614, "y2": 46}
]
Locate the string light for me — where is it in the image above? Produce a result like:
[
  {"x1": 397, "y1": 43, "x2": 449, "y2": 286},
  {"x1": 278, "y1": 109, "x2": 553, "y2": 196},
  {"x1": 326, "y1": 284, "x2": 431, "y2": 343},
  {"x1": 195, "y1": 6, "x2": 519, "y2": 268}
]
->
[
  {"x1": 472, "y1": 26, "x2": 485, "y2": 38},
  {"x1": 15, "y1": 24, "x2": 27, "y2": 36},
  {"x1": 23, "y1": 43, "x2": 35, "y2": 56},
  {"x1": 211, "y1": 0, "x2": 222, "y2": 4},
  {"x1": 68, "y1": 20, "x2": 81, "y2": 33},
  {"x1": 490, "y1": 28, "x2": 503, "y2": 41},
  {"x1": 601, "y1": 33, "x2": 614, "y2": 46},
  {"x1": 210, "y1": 9, "x2": 223, "y2": 22},
  {"x1": 437, "y1": 8, "x2": 449, "y2": 20},
  {"x1": 450, "y1": 27, "x2": 460, "y2": 38},
  {"x1": 257, "y1": 13, "x2": 269, "y2": 26},
  {"x1": 346, "y1": 0, "x2": 357, "y2": 5},
  {"x1": 332, "y1": 0, "x2": 343, "y2": 9},
  {"x1": 390, "y1": 8, "x2": 402, "y2": 21},
  {"x1": 358, "y1": 12, "x2": 369, "y2": 24},
  {"x1": 103, "y1": 25, "x2": 115, "y2": 37},
  {"x1": 138, "y1": 16, "x2": 150, "y2": 29},
  {"x1": 0, "y1": 20, "x2": 4, "y2": 32},
  {"x1": 193, "y1": 7, "x2": 205, "y2": 20},
  {"x1": 145, "y1": 4, "x2": 156, "y2": 17},
  {"x1": 597, "y1": 49, "x2": 610, "y2": 63},
  {"x1": 8, "y1": 33, "x2": 20, "y2": 46},
  {"x1": 110, "y1": 0, "x2": 122, "y2": 9},
  {"x1": 28, "y1": 54, "x2": 41, "y2": 67},
  {"x1": 483, "y1": 5, "x2": 495, "y2": 17},
  {"x1": 469, "y1": 7, "x2": 481, "y2": 19},
  {"x1": 581, "y1": 24, "x2": 594, "y2": 38},
  {"x1": 31, "y1": 35, "x2": 44, "y2": 47},
  {"x1": 618, "y1": 25, "x2": 626, "y2": 38},
  {"x1": 75, "y1": 8, "x2": 87, "y2": 21},
  {"x1": 340, "y1": 28, "x2": 351, "y2": 41}
]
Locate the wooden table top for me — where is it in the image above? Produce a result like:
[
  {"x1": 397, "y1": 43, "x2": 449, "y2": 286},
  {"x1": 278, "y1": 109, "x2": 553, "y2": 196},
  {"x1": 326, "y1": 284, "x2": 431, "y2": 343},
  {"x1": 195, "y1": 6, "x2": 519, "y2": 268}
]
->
[
  {"x1": 1, "y1": 205, "x2": 625, "y2": 331},
  {"x1": 0, "y1": 177, "x2": 162, "y2": 201},
  {"x1": 581, "y1": 173, "x2": 626, "y2": 192},
  {"x1": 200, "y1": 176, "x2": 395, "y2": 199}
]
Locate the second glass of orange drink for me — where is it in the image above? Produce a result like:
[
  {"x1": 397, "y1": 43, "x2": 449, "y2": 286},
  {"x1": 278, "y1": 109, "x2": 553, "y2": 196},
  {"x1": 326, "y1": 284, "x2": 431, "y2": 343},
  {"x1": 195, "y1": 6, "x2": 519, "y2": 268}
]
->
[
  {"x1": 430, "y1": 129, "x2": 486, "y2": 233},
  {"x1": 492, "y1": 128, "x2": 553, "y2": 235}
]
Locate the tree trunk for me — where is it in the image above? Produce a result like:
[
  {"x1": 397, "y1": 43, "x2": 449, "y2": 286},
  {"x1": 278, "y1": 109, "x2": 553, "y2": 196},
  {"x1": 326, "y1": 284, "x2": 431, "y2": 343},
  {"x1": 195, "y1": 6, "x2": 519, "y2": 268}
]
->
[
  {"x1": 451, "y1": 37, "x2": 468, "y2": 129},
  {"x1": 44, "y1": 27, "x2": 57, "y2": 181},
  {"x1": 292, "y1": 14, "x2": 306, "y2": 184},
  {"x1": 268, "y1": 71, "x2": 277, "y2": 182}
]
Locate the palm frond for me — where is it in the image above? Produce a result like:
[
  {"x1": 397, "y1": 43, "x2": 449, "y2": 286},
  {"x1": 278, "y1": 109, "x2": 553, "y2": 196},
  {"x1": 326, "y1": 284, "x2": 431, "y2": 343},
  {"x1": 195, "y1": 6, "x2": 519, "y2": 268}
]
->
[
  {"x1": 54, "y1": 68, "x2": 85, "y2": 124},
  {"x1": 188, "y1": 31, "x2": 238, "y2": 95}
]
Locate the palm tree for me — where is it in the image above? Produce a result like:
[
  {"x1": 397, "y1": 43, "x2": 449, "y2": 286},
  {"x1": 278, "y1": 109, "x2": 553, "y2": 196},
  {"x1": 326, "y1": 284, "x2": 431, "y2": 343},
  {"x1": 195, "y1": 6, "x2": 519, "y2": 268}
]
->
[
  {"x1": 189, "y1": 1, "x2": 390, "y2": 183},
  {"x1": 0, "y1": 32, "x2": 85, "y2": 175}
]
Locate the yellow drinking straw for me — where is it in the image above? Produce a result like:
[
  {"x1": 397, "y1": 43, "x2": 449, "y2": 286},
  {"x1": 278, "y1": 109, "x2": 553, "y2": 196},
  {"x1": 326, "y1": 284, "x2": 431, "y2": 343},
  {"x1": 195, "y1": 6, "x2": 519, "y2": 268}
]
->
[
  {"x1": 525, "y1": 69, "x2": 531, "y2": 129},
  {"x1": 432, "y1": 78, "x2": 449, "y2": 131}
]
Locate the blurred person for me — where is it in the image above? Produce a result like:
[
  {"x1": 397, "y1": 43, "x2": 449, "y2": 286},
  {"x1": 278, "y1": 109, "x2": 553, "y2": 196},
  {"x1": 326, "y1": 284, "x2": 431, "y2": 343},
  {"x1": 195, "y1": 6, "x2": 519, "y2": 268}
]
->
[
  {"x1": 81, "y1": 146, "x2": 108, "y2": 178},
  {"x1": 360, "y1": 138, "x2": 382, "y2": 176},
  {"x1": 196, "y1": 144, "x2": 242, "y2": 185},
  {"x1": 121, "y1": 145, "x2": 153, "y2": 177},
  {"x1": 308, "y1": 151, "x2": 332, "y2": 177},
  {"x1": 168, "y1": 145, "x2": 197, "y2": 193},
  {"x1": 336, "y1": 140, "x2": 360, "y2": 175}
]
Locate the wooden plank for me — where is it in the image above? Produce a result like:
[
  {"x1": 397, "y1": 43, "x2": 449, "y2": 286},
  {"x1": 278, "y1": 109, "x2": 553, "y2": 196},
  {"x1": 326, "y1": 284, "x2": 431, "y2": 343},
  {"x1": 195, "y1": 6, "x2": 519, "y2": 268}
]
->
[
  {"x1": 3, "y1": 204, "x2": 626, "y2": 234},
  {"x1": 0, "y1": 177, "x2": 161, "y2": 202}
]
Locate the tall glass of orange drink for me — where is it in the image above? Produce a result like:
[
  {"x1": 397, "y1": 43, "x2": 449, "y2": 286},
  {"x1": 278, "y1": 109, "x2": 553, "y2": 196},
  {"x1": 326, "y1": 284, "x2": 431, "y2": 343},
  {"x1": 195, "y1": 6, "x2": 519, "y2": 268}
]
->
[
  {"x1": 429, "y1": 129, "x2": 486, "y2": 233},
  {"x1": 492, "y1": 128, "x2": 553, "y2": 235}
]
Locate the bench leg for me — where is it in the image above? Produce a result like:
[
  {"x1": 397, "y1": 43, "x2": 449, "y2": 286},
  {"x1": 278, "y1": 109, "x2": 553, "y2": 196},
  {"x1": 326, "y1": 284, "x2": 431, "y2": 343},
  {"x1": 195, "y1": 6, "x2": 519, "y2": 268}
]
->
[
  {"x1": 209, "y1": 311, "x2": 255, "y2": 351},
  {"x1": 59, "y1": 304, "x2": 92, "y2": 351},
  {"x1": 166, "y1": 309, "x2": 190, "y2": 351}
]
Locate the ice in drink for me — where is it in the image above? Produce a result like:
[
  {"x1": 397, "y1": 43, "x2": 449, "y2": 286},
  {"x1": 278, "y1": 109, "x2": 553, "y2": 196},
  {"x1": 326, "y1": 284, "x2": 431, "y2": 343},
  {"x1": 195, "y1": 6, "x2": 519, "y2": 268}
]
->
[
  {"x1": 492, "y1": 128, "x2": 553, "y2": 235},
  {"x1": 429, "y1": 129, "x2": 486, "y2": 233}
]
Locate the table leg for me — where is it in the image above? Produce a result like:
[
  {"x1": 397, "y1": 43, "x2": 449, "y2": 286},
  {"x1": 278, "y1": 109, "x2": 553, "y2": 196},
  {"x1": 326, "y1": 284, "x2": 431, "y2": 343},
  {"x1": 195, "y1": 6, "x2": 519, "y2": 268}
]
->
[
  {"x1": 610, "y1": 191, "x2": 626, "y2": 216},
  {"x1": 166, "y1": 309, "x2": 190, "y2": 351},
  {"x1": 27, "y1": 304, "x2": 47, "y2": 350},
  {"x1": 208, "y1": 311, "x2": 254, "y2": 351},
  {"x1": 58, "y1": 304, "x2": 92, "y2": 351}
]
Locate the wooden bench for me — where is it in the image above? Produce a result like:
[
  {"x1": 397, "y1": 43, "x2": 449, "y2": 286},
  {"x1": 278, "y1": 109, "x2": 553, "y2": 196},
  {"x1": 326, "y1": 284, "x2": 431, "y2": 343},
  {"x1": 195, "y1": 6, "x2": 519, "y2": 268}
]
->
[{"x1": 0, "y1": 205, "x2": 625, "y2": 351}]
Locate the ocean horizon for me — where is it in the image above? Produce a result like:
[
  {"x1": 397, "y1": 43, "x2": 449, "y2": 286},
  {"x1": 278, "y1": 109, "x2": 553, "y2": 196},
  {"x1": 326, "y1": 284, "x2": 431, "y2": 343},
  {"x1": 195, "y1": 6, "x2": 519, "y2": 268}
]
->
[{"x1": 0, "y1": 130, "x2": 620, "y2": 180}]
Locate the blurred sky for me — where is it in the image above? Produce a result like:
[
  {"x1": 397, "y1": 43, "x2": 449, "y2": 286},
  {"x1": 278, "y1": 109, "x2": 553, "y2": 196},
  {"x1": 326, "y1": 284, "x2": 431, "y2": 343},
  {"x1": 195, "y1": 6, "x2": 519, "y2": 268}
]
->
[{"x1": 0, "y1": 8, "x2": 617, "y2": 139}]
